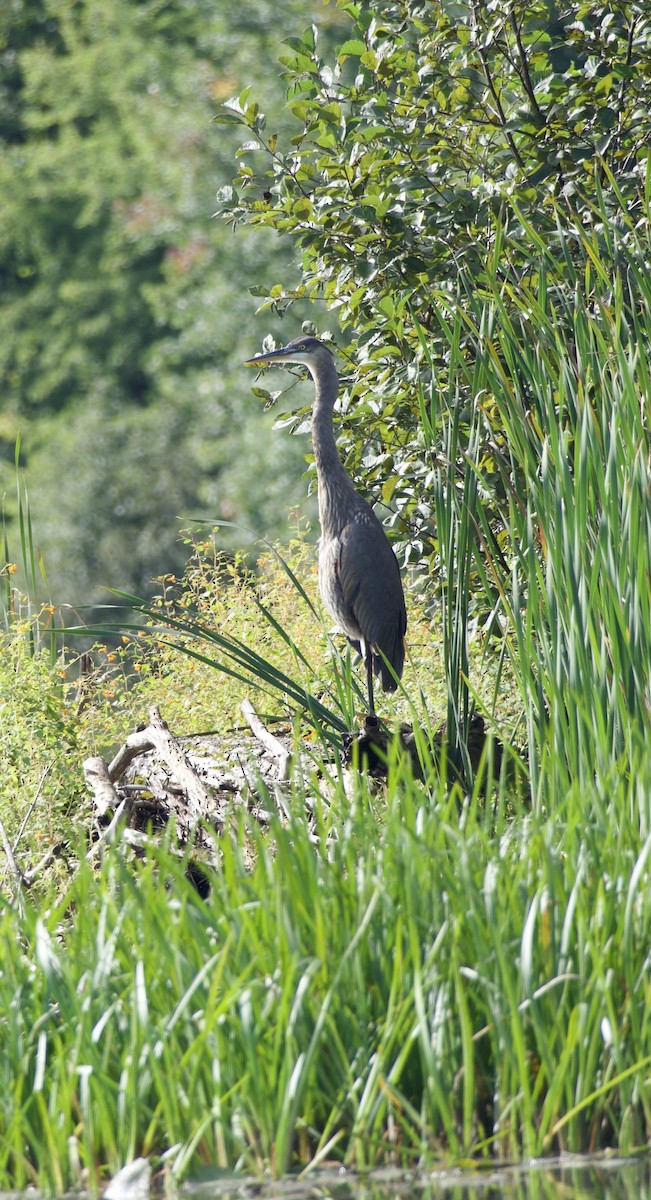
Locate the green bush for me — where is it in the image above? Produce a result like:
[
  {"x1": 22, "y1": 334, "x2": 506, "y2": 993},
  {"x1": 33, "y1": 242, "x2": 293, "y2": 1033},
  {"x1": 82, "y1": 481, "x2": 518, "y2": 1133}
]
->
[{"x1": 221, "y1": 0, "x2": 651, "y2": 580}]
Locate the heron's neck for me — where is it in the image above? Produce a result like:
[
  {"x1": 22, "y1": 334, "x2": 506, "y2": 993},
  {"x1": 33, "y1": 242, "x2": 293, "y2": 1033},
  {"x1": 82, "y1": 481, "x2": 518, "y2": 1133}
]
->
[{"x1": 309, "y1": 357, "x2": 357, "y2": 527}]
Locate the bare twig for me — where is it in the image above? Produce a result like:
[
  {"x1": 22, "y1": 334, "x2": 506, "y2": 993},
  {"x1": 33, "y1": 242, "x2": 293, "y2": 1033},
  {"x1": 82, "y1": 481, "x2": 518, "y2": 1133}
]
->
[
  {"x1": 241, "y1": 698, "x2": 291, "y2": 782},
  {"x1": 508, "y1": 8, "x2": 545, "y2": 125},
  {"x1": 0, "y1": 812, "x2": 25, "y2": 916},
  {"x1": 0, "y1": 764, "x2": 62, "y2": 898},
  {"x1": 12, "y1": 760, "x2": 53, "y2": 851},
  {"x1": 86, "y1": 799, "x2": 128, "y2": 861},
  {"x1": 471, "y1": 3, "x2": 524, "y2": 169},
  {"x1": 21, "y1": 842, "x2": 66, "y2": 887},
  {"x1": 240, "y1": 699, "x2": 293, "y2": 823}
]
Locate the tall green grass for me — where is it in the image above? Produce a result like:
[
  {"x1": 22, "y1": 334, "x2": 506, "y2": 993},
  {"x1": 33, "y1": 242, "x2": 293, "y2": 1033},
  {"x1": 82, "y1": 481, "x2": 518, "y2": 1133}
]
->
[
  {"x1": 413, "y1": 306, "x2": 505, "y2": 784},
  {"x1": 2, "y1": 437, "x2": 57, "y2": 660},
  {"x1": 424, "y1": 195, "x2": 651, "y2": 814},
  {"x1": 0, "y1": 748, "x2": 648, "y2": 1190}
]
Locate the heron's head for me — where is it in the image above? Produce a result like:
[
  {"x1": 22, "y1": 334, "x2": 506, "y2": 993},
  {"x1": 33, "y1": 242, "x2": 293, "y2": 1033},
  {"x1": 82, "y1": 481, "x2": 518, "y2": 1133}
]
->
[{"x1": 243, "y1": 335, "x2": 334, "y2": 374}]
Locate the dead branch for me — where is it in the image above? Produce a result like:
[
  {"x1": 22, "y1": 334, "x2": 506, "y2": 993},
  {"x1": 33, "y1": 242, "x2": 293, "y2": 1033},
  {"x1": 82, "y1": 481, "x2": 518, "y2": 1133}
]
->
[
  {"x1": 144, "y1": 706, "x2": 217, "y2": 822},
  {"x1": 108, "y1": 729, "x2": 156, "y2": 781},
  {"x1": 83, "y1": 756, "x2": 121, "y2": 817},
  {"x1": 13, "y1": 761, "x2": 52, "y2": 850},
  {"x1": 0, "y1": 811, "x2": 26, "y2": 915},
  {"x1": 86, "y1": 800, "x2": 128, "y2": 861},
  {"x1": 241, "y1": 698, "x2": 291, "y2": 781},
  {"x1": 21, "y1": 842, "x2": 66, "y2": 887},
  {"x1": 84, "y1": 705, "x2": 227, "y2": 839}
]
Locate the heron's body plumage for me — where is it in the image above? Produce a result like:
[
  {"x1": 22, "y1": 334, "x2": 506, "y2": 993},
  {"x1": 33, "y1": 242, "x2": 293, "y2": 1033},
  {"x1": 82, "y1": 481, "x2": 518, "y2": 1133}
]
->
[{"x1": 318, "y1": 495, "x2": 406, "y2": 692}]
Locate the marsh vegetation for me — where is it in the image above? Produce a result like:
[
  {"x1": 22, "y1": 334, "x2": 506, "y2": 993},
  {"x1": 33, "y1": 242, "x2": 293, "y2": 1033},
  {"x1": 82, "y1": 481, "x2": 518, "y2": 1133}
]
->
[{"x1": 1, "y1": 0, "x2": 651, "y2": 1191}]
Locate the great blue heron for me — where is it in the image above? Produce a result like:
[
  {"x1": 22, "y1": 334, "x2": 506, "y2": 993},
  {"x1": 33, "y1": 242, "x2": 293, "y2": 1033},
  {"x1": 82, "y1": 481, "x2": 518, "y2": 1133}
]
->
[{"x1": 244, "y1": 335, "x2": 407, "y2": 716}]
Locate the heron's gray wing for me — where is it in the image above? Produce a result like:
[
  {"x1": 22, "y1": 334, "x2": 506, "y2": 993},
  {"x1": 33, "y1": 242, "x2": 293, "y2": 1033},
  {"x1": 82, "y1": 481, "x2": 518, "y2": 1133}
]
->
[{"x1": 336, "y1": 509, "x2": 407, "y2": 691}]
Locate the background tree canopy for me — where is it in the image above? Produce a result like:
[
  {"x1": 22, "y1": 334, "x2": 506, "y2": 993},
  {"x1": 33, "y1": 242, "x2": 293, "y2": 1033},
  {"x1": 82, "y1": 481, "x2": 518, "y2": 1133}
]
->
[
  {"x1": 0, "y1": 0, "x2": 345, "y2": 606},
  {"x1": 3, "y1": 0, "x2": 650, "y2": 612},
  {"x1": 219, "y1": 0, "x2": 651, "y2": 583}
]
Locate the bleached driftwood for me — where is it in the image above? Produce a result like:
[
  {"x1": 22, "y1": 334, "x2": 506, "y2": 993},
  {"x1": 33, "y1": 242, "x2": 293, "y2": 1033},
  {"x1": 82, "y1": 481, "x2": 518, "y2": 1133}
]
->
[
  {"x1": 241, "y1": 698, "x2": 291, "y2": 782},
  {"x1": 81, "y1": 702, "x2": 495, "y2": 880},
  {"x1": 82, "y1": 701, "x2": 303, "y2": 853},
  {"x1": 84, "y1": 705, "x2": 222, "y2": 833},
  {"x1": 82, "y1": 756, "x2": 121, "y2": 817}
]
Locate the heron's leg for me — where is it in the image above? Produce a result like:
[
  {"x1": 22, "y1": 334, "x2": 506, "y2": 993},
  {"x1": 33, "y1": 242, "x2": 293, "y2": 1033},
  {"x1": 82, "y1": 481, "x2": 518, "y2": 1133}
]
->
[{"x1": 366, "y1": 650, "x2": 375, "y2": 717}]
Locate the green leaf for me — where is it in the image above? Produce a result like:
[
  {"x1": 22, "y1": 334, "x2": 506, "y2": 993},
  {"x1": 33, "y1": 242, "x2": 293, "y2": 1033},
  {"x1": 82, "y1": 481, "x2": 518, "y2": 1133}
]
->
[{"x1": 338, "y1": 39, "x2": 366, "y2": 59}]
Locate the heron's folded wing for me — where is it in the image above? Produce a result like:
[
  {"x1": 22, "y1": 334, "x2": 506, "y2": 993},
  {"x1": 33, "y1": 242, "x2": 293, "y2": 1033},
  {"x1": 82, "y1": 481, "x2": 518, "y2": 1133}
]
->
[{"x1": 336, "y1": 510, "x2": 407, "y2": 688}]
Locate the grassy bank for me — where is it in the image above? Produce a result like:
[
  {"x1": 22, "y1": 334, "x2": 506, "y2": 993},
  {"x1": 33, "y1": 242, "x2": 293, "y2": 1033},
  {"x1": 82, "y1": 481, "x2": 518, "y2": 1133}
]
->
[{"x1": 1, "y1": 214, "x2": 651, "y2": 1189}]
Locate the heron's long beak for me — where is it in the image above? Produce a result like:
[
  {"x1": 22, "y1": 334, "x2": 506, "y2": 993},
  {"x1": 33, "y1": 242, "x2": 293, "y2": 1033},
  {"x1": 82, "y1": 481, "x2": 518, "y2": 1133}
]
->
[{"x1": 243, "y1": 346, "x2": 292, "y2": 367}]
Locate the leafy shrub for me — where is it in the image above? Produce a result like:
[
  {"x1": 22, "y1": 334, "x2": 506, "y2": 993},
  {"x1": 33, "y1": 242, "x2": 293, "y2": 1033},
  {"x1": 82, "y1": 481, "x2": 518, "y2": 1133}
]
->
[{"x1": 219, "y1": 0, "x2": 651, "y2": 583}]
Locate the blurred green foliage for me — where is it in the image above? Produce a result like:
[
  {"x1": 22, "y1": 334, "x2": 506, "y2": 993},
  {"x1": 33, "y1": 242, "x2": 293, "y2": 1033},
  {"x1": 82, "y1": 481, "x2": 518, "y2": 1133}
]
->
[{"x1": 0, "y1": 0, "x2": 347, "y2": 606}]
